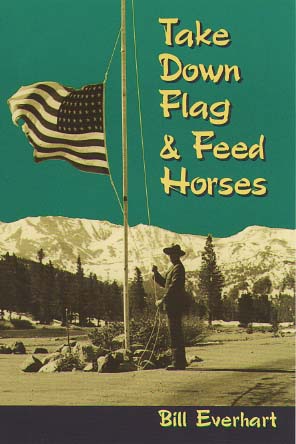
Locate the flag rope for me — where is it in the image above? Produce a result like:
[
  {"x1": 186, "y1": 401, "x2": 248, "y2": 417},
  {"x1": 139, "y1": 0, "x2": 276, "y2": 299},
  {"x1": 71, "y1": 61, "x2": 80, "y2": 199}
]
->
[
  {"x1": 102, "y1": 30, "x2": 124, "y2": 214},
  {"x1": 110, "y1": 175, "x2": 124, "y2": 213},
  {"x1": 104, "y1": 28, "x2": 121, "y2": 84},
  {"x1": 131, "y1": 0, "x2": 151, "y2": 226}
]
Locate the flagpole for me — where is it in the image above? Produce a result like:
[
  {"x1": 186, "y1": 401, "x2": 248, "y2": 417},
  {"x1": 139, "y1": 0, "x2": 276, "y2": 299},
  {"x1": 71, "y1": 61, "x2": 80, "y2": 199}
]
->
[{"x1": 121, "y1": 0, "x2": 130, "y2": 349}]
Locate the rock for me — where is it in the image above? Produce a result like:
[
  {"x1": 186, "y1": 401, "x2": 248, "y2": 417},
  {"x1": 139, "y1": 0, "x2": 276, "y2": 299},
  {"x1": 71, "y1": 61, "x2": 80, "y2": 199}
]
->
[
  {"x1": 139, "y1": 360, "x2": 156, "y2": 370},
  {"x1": 39, "y1": 359, "x2": 62, "y2": 373},
  {"x1": 111, "y1": 334, "x2": 125, "y2": 348},
  {"x1": 83, "y1": 362, "x2": 96, "y2": 372},
  {"x1": 188, "y1": 355, "x2": 204, "y2": 364},
  {"x1": 55, "y1": 343, "x2": 68, "y2": 353},
  {"x1": 41, "y1": 352, "x2": 63, "y2": 366},
  {"x1": 97, "y1": 354, "x2": 119, "y2": 373},
  {"x1": 73, "y1": 343, "x2": 108, "y2": 362},
  {"x1": 33, "y1": 347, "x2": 48, "y2": 354},
  {"x1": 61, "y1": 345, "x2": 72, "y2": 354},
  {"x1": 118, "y1": 362, "x2": 138, "y2": 372},
  {"x1": 21, "y1": 355, "x2": 43, "y2": 373},
  {"x1": 0, "y1": 345, "x2": 12, "y2": 354},
  {"x1": 133, "y1": 349, "x2": 156, "y2": 363},
  {"x1": 11, "y1": 341, "x2": 26, "y2": 354}
]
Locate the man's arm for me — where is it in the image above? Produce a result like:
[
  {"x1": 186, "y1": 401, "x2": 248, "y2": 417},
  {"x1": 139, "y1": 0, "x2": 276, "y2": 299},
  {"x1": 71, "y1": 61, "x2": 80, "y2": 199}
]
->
[{"x1": 152, "y1": 265, "x2": 166, "y2": 288}]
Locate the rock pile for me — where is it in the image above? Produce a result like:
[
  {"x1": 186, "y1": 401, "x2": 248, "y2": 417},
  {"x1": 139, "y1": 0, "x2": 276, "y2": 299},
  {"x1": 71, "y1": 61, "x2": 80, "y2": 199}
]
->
[{"x1": 20, "y1": 340, "x2": 172, "y2": 373}]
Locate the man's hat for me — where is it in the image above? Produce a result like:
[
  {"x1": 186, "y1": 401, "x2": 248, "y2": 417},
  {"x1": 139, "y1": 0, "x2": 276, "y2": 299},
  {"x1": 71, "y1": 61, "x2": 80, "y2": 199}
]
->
[{"x1": 163, "y1": 244, "x2": 185, "y2": 257}]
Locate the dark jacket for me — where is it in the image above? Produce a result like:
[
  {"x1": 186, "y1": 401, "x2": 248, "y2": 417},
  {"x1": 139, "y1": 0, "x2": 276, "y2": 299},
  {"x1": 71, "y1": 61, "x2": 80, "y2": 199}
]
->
[{"x1": 154, "y1": 261, "x2": 186, "y2": 315}]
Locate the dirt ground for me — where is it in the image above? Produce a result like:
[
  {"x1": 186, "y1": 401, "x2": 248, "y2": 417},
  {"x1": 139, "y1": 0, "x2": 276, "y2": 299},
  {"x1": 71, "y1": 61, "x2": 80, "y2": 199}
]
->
[{"x1": 0, "y1": 330, "x2": 294, "y2": 406}]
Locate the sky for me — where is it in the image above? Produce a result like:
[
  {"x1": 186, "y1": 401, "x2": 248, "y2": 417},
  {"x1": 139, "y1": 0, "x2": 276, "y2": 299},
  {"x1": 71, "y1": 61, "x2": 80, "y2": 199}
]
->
[{"x1": 0, "y1": 0, "x2": 294, "y2": 237}]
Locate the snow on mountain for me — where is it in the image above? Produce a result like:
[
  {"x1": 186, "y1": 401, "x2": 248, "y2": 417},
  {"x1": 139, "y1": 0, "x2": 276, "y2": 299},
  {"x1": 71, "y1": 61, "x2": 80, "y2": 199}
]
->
[{"x1": 0, "y1": 216, "x2": 294, "y2": 292}]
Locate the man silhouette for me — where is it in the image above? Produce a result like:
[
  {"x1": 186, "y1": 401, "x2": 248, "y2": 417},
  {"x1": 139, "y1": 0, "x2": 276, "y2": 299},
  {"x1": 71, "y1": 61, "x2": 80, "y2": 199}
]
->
[{"x1": 152, "y1": 244, "x2": 187, "y2": 370}]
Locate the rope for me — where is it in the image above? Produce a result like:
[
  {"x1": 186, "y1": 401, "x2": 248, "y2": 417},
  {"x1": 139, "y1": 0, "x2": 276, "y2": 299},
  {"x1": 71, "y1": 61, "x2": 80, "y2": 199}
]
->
[
  {"x1": 110, "y1": 175, "x2": 123, "y2": 214},
  {"x1": 137, "y1": 307, "x2": 160, "y2": 369},
  {"x1": 102, "y1": 29, "x2": 124, "y2": 214},
  {"x1": 131, "y1": 0, "x2": 151, "y2": 225},
  {"x1": 104, "y1": 28, "x2": 121, "y2": 84}
]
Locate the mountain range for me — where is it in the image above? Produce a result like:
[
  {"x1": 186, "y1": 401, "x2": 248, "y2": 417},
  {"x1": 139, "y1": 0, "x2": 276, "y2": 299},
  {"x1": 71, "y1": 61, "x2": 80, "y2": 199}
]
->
[{"x1": 0, "y1": 216, "x2": 294, "y2": 294}]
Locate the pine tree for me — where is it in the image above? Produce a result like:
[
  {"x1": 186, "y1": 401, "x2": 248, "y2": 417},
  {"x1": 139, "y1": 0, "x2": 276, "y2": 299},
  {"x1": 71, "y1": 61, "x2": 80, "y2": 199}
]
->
[
  {"x1": 238, "y1": 293, "x2": 254, "y2": 326},
  {"x1": 37, "y1": 248, "x2": 45, "y2": 264},
  {"x1": 198, "y1": 235, "x2": 224, "y2": 324},
  {"x1": 74, "y1": 256, "x2": 87, "y2": 325},
  {"x1": 252, "y1": 276, "x2": 272, "y2": 296},
  {"x1": 129, "y1": 267, "x2": 147, "y2": 318},
  {"x1": 0, "y1": 254, "x2": 18, "y2": 317}
]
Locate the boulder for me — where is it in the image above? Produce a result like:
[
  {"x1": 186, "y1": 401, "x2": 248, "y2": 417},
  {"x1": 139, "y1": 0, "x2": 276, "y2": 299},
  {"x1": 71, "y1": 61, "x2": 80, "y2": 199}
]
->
[
  {"x1": 33, "y1": 347, "x2": 48, "y2": 354},
  {"x1": 55, "y1": 343, "x2": 68, "y2": 353},
  {"x1": 97, "y1": 354, "x2": 119, "y2": 373},
  {"x1": 21, "y1": 355, "x2": 43, "y2": 373},
  {"x1": 39, "y1": 359, "x2": 62, "y2": 373},
  {"x1": 0, "y1": 345, "x2": 12, "y2": 354},
  {"x1": 41, "y1": 352, "x2": 63, "y2": 366},
  {"x1": 11, "y1": 341, "x2": 26, "y2": 354},
  {"x1": 73, "y1": 343, "x2": 108, "y2": 362},
  {"x1": 61, "y1": 345, "x2": 72, "y2": 354},
  {"x1": 83, "y1": 362, "x2": 96, "y2": 372}
]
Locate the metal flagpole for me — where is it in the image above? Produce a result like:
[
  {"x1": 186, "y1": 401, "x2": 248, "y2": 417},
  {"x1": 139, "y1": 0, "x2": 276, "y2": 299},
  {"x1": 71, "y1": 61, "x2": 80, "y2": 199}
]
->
[{"x1": 121, "y1": 0, "x2": 130, "y2": 349}]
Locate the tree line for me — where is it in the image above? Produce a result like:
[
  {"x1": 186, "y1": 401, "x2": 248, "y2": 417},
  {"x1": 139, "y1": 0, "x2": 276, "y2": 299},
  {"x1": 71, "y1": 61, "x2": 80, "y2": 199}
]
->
[
  {"x1": 0, "y1": 251, "x2": 123, "y2": 325},
  {"x1": 0, "y1": 236, "x2": 294, "y2": 326}
]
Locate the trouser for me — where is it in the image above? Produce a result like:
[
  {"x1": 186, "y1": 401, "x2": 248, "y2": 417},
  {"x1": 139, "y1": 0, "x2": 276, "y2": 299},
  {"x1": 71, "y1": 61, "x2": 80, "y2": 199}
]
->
[{"x1": 167, "y1": 313, "x2": 187, "y2": 367}]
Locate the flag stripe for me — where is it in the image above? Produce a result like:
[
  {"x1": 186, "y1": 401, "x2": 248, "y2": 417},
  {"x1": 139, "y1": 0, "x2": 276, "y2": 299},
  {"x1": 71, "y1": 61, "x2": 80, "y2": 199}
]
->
[
  {"x1": 34, "y1": 150, "x2": 109, "y2": 169},
  {"x1": 34, "y1": 146, "x2": 107, "y2": 161},
  {"x1": 10, "y1": 94, "x2": 60, "y2": 118},
  {"x1": 22, "y1": 117, "x2": 105, "y2": 147},
  {"x1": 26, "y1": 130, "x2": 106, "y2": 155},
  {"x1": 34, "y1": 83, "x2": 72, "y2": 102},
  {"x1": 14, "y1": 104, "x2": 57, "y2": 130},
  {"x1": 28, "y1": 81, "x2": 71, "y2": 96},
  {"x1": 11, "y1": 87, "x2": 64, "y2": 109},
  {"x1": 35, "y1": 155, "x2": 110, "y2": 174}
]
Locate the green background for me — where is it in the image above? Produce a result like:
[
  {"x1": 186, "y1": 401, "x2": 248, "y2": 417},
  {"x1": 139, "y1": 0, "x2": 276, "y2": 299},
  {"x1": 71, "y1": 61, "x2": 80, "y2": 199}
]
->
[{"x1": 0, "y1": 0, "x2": 294, "y2": 236}]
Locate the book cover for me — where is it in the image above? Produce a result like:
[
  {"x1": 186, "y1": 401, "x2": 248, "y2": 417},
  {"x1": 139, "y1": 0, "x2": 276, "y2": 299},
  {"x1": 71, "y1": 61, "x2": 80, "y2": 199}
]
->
[{"x1": 0, "y1": 0, "x2": 294, "y2": 443}]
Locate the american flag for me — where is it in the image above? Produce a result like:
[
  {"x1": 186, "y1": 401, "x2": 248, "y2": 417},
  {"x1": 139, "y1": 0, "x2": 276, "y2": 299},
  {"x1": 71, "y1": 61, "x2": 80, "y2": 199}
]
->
[{"x1": 8, "y1": 81, "x2": 109, "y2": 175}]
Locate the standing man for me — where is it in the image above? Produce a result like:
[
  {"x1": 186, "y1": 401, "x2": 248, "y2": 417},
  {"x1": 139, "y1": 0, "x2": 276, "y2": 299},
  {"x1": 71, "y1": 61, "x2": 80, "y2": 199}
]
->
[{"x1": 152, "y1": 244, "x2": 187, "y2": 370}]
